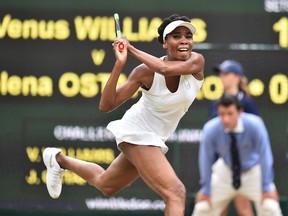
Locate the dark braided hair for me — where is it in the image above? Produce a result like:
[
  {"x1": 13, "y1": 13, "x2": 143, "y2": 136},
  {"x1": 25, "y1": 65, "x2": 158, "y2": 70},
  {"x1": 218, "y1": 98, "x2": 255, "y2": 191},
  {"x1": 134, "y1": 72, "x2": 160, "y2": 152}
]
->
[{"x1": 157, "y1": 14, "x2": 191, "y2": 44}]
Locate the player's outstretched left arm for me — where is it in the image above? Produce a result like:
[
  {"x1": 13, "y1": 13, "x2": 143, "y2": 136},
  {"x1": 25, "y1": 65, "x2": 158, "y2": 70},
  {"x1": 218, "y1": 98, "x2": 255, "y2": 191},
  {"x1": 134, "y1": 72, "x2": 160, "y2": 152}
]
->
[{"x1": 121, "y1": 36, "x2": 204, "y2": 80}]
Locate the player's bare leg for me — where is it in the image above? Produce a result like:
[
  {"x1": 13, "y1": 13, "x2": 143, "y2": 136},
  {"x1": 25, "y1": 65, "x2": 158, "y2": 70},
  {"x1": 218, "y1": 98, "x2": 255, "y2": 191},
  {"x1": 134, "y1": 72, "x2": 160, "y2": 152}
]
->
[
  {"x1": 46, "y1": 143, "x2": 186, "y2": 216},
  {"x1": 119, "y1": 143, "x2": 186, "y2": 216},
  {"x1": 56, "y1": 151, "x2": 139, "y2": 196}
]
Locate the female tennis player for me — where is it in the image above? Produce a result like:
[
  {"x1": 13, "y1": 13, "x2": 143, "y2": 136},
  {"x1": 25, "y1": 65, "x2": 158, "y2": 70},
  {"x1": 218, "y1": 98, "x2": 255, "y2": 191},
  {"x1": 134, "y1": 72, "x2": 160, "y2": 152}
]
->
[{"x1": 43, "y1": 14, "x2": 205, "y2": 216}]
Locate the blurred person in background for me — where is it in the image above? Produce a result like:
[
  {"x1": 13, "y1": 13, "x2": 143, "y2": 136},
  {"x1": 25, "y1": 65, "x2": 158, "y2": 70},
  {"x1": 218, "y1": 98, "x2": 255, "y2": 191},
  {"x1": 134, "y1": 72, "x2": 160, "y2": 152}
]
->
[
  {"x1": 209, "y1": 59, "x2": 259, "y2": 119},
  {"x1": 192, "y1": 93, "x2": 283, "y2": 216},
  {"x1": 210, "y1": 59, "x2": 259, "y2": 215}
]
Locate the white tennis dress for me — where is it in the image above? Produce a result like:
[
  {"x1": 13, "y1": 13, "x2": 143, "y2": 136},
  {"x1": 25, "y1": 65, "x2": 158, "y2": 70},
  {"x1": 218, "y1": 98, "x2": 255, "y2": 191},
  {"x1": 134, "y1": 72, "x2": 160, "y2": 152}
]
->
[{"x1": 107, "y1": 71, "x2": 203, "y2": 154}]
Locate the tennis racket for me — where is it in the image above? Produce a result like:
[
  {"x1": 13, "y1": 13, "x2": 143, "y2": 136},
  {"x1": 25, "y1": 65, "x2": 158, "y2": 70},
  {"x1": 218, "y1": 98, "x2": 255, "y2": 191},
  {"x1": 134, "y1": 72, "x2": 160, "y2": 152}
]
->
[{"x1": 114, "y1": 13, "x2": 124, "y2": 51}]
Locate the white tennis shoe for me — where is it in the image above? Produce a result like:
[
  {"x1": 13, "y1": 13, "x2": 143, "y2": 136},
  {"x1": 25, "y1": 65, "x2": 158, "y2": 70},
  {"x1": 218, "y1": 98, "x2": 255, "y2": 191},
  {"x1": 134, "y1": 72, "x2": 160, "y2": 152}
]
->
[{"x1": 43, "y1": 147, "x2": 65, "y2": 199}]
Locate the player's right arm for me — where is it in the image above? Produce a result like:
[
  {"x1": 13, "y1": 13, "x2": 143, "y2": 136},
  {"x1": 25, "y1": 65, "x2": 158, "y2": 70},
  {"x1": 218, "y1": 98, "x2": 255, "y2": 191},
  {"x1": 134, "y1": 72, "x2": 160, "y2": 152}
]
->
[
  {"x1": 99, "y1": 39, "x2": 152, "y2": 112},
  {"x1": 99, "y1": 66, "x2": 148, "y2": 113}
]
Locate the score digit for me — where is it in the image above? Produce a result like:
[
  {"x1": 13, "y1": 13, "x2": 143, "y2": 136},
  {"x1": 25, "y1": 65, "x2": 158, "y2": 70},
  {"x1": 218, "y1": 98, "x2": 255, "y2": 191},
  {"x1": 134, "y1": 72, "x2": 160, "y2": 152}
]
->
[{"x1": 273, "y1": 17, "x2": 288, "y2": 48}]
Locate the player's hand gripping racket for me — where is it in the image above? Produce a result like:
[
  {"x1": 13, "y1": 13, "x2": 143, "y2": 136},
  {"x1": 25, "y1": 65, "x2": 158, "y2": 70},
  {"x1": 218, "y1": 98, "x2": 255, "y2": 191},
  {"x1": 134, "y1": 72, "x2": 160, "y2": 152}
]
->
[{"x1": 114, "y1": 13, "x2": 124, "y2": 51}]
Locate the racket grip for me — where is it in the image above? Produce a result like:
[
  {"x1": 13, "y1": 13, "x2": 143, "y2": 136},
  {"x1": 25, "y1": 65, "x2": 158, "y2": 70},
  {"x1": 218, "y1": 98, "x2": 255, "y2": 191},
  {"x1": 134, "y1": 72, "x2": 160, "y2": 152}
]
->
[{"x1": 118, "y1": 42, "x2": 124, "y2": 51}]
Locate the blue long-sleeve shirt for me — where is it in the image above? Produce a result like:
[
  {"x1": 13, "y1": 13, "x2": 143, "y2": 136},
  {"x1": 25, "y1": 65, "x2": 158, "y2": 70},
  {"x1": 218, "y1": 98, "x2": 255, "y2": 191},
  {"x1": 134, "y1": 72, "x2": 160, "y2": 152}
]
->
[{"x1": 199, "y1": 112, "x2": 274, "y2": 195}]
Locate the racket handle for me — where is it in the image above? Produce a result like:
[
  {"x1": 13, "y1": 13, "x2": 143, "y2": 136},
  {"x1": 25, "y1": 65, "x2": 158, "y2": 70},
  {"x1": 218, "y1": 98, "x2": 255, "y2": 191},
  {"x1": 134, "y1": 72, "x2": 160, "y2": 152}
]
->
[{"x1": 118, "y1": 42, "x2": 124, "y2": 51}]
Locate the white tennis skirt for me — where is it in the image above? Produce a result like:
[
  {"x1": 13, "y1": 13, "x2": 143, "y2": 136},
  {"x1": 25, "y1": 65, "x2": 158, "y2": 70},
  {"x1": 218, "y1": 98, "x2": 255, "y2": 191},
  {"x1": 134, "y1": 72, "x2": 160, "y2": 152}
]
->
[{"x1": 107, "y1": 119, "x2": 169, "y2": 154}]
